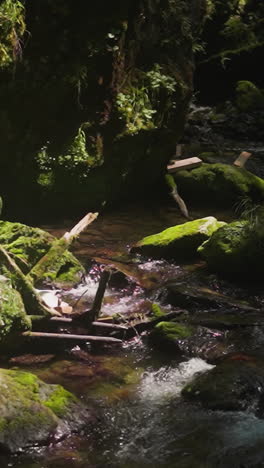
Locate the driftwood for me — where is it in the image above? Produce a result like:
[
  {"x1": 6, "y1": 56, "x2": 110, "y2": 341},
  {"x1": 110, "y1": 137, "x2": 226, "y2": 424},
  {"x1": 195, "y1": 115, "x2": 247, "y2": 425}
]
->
[
  {"x1": 28, "y1": 212, "x2": 98, "y2": 285},
  {"x1": 0, "y1": 247, "x2": 61, "y2": 317},
  {"x1": 22, "y1": 331, "x2": 122, "y2": 344}
]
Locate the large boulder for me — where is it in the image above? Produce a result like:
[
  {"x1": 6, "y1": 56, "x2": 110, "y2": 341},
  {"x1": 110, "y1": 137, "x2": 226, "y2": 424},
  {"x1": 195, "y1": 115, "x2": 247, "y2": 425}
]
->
[
  {"x1": 198, "y1": 220, "x2": 264, "y2": 277},
  {"x1": 173, "y1": 163, "x2": 264, "y2": 206},
  {"x1": 131, "y1": 217, "x2": 225, "y2": 260},
  {"x1": 182, "y1": 354, "x2": 264, "y2": 414},
  {"x1": 0, "y1": 275, "x2": 31, "y2": 351},
  {"x1": 0, "y1": 220, "x2": 84, "y2": 287},
  {"x1": 0, "y1": 368, "x2": 91, "y2": 452}
]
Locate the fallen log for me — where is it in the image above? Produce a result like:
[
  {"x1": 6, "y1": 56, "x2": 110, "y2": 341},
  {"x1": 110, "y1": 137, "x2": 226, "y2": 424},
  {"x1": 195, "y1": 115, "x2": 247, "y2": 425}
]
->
[
  {"x1": 28, "y1": 212, "x2": 98, "y2": 285},
  {"x1": 0, "y1": 247, "x2": 61, "y2": 317},
  {"x1": 22, "y1": 331, "x2": 122, "y2": 344}
]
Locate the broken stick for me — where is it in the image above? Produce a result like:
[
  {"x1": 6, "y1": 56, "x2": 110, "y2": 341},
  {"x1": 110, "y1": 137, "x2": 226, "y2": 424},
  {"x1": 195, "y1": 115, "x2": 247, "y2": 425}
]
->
[
  {"x1": 233, "y1": 151, "x2": 252, "y2": 168},
  {"x1": 22, "y1": 331, "x2": 122, "y2": 344},
  {"x1": 165, "y1": 174, "x2": 189, "y2": 219}
]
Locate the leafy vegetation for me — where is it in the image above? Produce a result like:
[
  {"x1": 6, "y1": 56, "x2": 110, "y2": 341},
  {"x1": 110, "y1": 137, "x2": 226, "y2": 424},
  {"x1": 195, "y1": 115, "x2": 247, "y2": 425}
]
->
[{"x1": 0, "y1": 0, "x2": 25, "y2": 67}]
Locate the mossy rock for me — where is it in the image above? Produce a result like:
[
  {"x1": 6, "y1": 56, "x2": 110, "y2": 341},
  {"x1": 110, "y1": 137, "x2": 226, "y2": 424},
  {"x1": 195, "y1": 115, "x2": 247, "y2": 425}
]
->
[
  {"x1": 131, "y1": 217, "x2": 225, "y2": 260},
  {"x1": 0, "y1": 368, "x2": 91, "y2": 452},
  {"x1": 235, "y1": 80, "x2": 264, "y2": 112},
  {"x1": 0, "y1": 220, "x2": 84, "y2": 287},
  {"x1": 150, "y1": 321, "x2": 195, "y2": 349},
  {"x1": 0, "y1": 275, "x2": 31, "y2": 351},
  {"x1": 198, "y1": 220, "x2": 264, "y2": 277},
  {"x1": 174, "y1": 163, "x2": 264, "y2": 206},
  {"x1": 182, "y1": 356, "x2": 264, "y2": 412}
]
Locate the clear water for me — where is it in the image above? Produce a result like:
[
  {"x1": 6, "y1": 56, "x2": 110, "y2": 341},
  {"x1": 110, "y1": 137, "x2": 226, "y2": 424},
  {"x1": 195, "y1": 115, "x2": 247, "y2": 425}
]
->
[{"x1": 2, "y1": 201, "x2": 264, "y2": 468}]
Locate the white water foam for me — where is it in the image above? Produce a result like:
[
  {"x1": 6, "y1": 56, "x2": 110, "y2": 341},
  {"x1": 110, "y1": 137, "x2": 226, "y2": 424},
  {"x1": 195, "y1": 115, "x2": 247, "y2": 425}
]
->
[{"x1": 138, "y1": 358, "x2": 214, "y2": 402}]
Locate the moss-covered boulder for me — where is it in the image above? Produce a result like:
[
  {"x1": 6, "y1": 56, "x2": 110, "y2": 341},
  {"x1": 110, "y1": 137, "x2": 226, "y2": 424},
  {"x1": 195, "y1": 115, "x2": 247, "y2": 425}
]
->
[
  {"x1": 198, "y1": 220, "x2": 264, "y2": 277},
  {"x1": 0, "y1": 220, "x2": 84, "y2": 287},
  {"x1": 0, "y1": 368, "x2": 91, "y2": 452},
  {"x1": 131, "y1": 217, "x2": 225, "y2": 260},
  {"x1": 182, "y1": 355, "x2": 264, "y2": 413},
  {"x1": 174, "y1": 163, "x2": 264, "y2": 206},
  {"x1": 235, "y1": 81, "x2": 264, "y2": 112},
  {"x1": 0, "y1": 275, "x2": 31, "y2": 351},
  {"x1": 150, "y1": 321, "x2": 195, "y2": 349}
]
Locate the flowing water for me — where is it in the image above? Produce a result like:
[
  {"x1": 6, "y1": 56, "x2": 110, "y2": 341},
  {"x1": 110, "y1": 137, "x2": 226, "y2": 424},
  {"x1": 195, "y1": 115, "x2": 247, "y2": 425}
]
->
[{"x1": 2, "y1": 200, "x2": 264, "y2": 468}]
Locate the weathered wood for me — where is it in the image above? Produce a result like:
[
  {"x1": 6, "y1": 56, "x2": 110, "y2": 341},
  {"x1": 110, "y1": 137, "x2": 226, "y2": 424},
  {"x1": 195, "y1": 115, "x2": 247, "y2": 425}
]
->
[
  {"x1": 80, "y1": 269, "x2": 111, "y2": 325},
  {"x1": 28, "y1": 212, "x2": 98, "y2": 285},
  {"x1": 167, "y1": 157, "x2": 202, "y2": 173},
  {"x1": 22, "y1": 331, "x2": 122, "y2": 344},
  {"x1": 63, "y1": 212, "x2": 98, "y2": 241},
  {"x1": 165, "y1": 174, "x2": 189, "y2": 219},
  {"x1": 91, "y1": 321, "x2": 128, "y2": 330},
  {"x1": 233, "y1": 151, "x2": 252, "y2": 168},
  {"x1": 0, "y1": 247, "x2": 61, "y2": 317}
]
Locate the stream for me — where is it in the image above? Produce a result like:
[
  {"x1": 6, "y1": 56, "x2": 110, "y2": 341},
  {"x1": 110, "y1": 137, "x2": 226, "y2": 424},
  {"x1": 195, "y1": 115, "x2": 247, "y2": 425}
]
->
[{"x1": 2, "y1": 199, "x2": 264, "y2": 468}]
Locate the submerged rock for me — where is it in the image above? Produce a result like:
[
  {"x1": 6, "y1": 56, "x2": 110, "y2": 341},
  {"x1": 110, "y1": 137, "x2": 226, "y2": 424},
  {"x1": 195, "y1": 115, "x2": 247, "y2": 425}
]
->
[
  {"x1": 174, "y1": 163, "x2": 264, "y2": 206},
  {"x1": 150, "y1": 321, "x2": 195, "y2": 349},
  {"x1": 182, "y1": 354, "x2": 264, "y2": 413},
  {"x1": 0, "y1": 275, "x2": 31, "y2": 351},
  {"x1": 0, "y1": 368, "x2": 91, "y2": 452},
  {"x1": 131, "y1": 217, "x2": 225, "y2": 260},
  {"x1": 0, "y1": 220, "x2": 84, "y2": 287},
  {"x1": 198, "y1": 220, "x2": 264, "y2": 277}
]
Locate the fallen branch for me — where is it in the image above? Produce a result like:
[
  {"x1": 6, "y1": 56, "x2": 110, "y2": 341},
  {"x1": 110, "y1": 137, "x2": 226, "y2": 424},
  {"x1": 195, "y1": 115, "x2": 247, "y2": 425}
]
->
[
  {"x1": 22, "y1": 331, "x2": 122, "y2": 344},
  {"x1": 0, "y1": 247, "x2": 61, "y2": 317},
  {"x1": 28, "y1": 212, "x2": 98, "y2": 285},
  {"x1": 165, "y1": 174, "x2": 189, "y2": 219}
]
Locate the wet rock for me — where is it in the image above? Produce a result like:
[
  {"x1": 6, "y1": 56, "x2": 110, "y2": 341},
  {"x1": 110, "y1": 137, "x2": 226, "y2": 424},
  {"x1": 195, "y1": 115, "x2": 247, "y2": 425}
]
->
[
  {"x1": 174, "y1": 163, "x2": 264, "y2": 206},
  {"x1": 9, "y1": 354, "x2": 55, "y2": 366},
  {"x1": 131, "y1": 217, "x2": 225, "y2": 260},
  {"x1": 0, "y1": 368, "x2": 92, "y2": 453},
  {"x1": 164, "y1": 281, "x2": 256, "y2": 311},
  {"x1": 150, "y1": 321, "x2": 195, "y2": 349},
  {"x1": 37, "y1": 355, "x2": 142, "y2": 402},
  {"x1": 0, "y1": 275, "x2": 31, "y2": 351},
  {"x1": 0, "y1": 220, "x2": 84, "y2": 287},
  {"x1": 150, "y1": 320, "x2": 231, "y2": 360},
  {"x1": 198, "y1": 220, "x2": 264, "y2": 277},
  {"x1": 182, "y1": 354, "x2": 264, "y2": 413}
]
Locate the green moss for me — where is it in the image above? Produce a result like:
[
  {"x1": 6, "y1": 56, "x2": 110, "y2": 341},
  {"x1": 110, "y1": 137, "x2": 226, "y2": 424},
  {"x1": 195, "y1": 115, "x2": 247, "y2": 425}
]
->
[
  {"x1": 0, "y1": 276, "x2": 31, "y2": 350},
  {"x1": 236, "y1": 80, "x2": 264, "y2": 112},
  {"x1": 132, "y1": 216, "x2": 225, "y2": 259},
  {"x1": 165, "y1": 174, "x2": 177, "y2": 190},
  {"x1": 151, "y1": 303, "x2": 166, "y2": 318},
  {"x1": 0, "y1": 368, "x2": 87, "y2": 452},
  {"x1": 198, "y1": 219, "x2": 264, "y2": 277},
  {"x1": 152, "y1": 321, "x2": 194, "y2": 346},
  {"x1": 0, "y1": 220, "x2": 84, "y2": 286},
  {"x1": 174, "y1": 163, "x2": 264, "y2": 206},
  {"x1": 43, "y1": 385, "x2": 77, "y2": 417}
]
